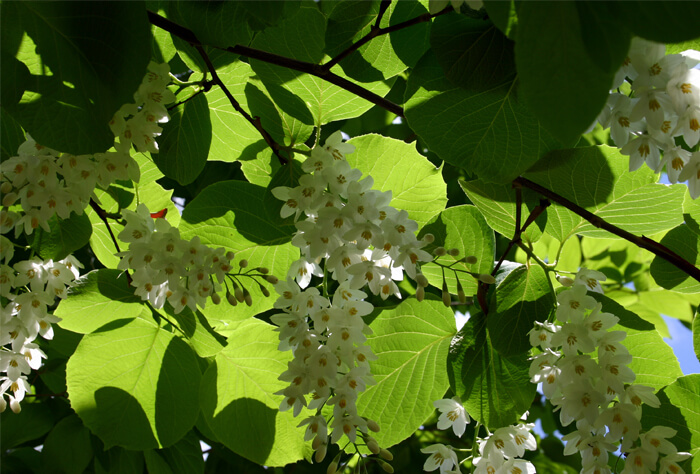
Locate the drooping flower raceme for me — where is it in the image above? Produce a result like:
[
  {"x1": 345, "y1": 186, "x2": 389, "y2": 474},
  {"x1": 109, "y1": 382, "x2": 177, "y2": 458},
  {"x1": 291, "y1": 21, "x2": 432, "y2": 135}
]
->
[
  {"x1": 529, "y1": 269, "x2": 691, "y2": 474},
  {"x1": 271, "y1": 131, "x2": 433, "y2": 464}
]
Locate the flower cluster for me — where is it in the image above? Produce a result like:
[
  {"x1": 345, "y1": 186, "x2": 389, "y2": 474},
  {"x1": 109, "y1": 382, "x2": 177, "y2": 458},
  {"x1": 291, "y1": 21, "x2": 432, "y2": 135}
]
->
[
  {"x1": 421, "y1": 396, "x2": 537, "y2": 474},
  {"x1": 116, "y1": 204, "x2": 274, "y2": 314},
  {"x1": 271, "y1": 131, "x2": 433, "y2": 464},
  {"x1": 0, "y1": 61, "x2": 173, "y2": 237},
  {"x1": 0, "y1": 254, "x2": 81, "y2": 413},
  {"x1": 529, "y1": 269, "x2": 690, "y2": 473},
  {"x1": 598, "y1": 38, "x2": 700, "y2": 198}
]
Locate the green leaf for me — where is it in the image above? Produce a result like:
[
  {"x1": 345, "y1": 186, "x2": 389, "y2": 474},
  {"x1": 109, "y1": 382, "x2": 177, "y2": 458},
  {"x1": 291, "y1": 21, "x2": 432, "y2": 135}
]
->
[
  {"x1": 591, "y1": 293, "x2": 683, "y2": 390},
  {"x1": 515, "y1": 2, "x2": 614, "y2": 145},
  {"x1": 153, "y1": 91, "x2": 211, "y2": 185},
  {"x1": 144, "y1": 431, "x2": 204, "y2": 474},
  {"x1": 4, "y1": 2, "x2": 150, "y2": 154},
  {"x1": 0, "y1": 402, "x2": 56, "y2": 449},
  {"x1": 650, "y1": 224, "x2": 700, "y2": 294},
  {"x1": 67, "y1": 316, "x2": 201, "y2": 450},
  {"x1": 460, "y1": 179, "x2": 544, "y2": 243},
  {"x1": 488, "y1": 264, "x2": 555, "y2": 356},
  {"x1": 346, "y1": 134, "x2": 447, "y2": 228},
  {"x1": 179, "y1": 180, "x2": 298, "y2": 320},
  {"x1": 642, "y1": 375, "x2": 700, "y2": 474},
  {"x1": 41, "y1": 414, "x2": 94, "y2": 474},
  {"x1": 241, "y1": 1, "x2": 300, "y2": 30},
  {"x1": 483, "y1": 0, "x2": 518, "y2": 39},
  {"x1": 448, "y1": 308, "x2": 535, "y2": 429},
  {"x1": 404, "y1": 50, "x2": 560, "y2": 183},
  {"x1": 357, "y1": 297, "x2": 457, "y2": 448},
  {"x1": 667, "y1": 39, "x2": 700, "y2": 55},
  {"x1": 169, "y1": 2, "x2": 252, "y2": 50},
  {"x1": 94, "y1": 446, "x2": 145, "y2": 474},
  {"x1": 575, "y1": 2, "x2": 631, "y2": 74},
  {"x1": 418, "y1": 205, "x2": 495, "y2": 297},
  {"x1": 199, "y1": 318, "x2": 312, "y2": 467},
  {"x1": 524, "y1": 146, "x2": 685, "y2": 241},
  {"x1": 0, "y1": 108, "x2": 25, "y2": 162},
  {"x1": 609, "y1": 1, "x2": 700, "y2": 44},
  {"x1": 683, "y1": 191, "x2": 700, "y2": 237},
  {"x1": 31, "y1": 212, "x2": 92, "y2": 261},
  {"x1": 159, "y1": 305, "x2": 226, "y2": 358},
  {"x1": 250, "y1": 5, "x2": 393, "y2": 125},
  {"x1": 694, "y1": 311, "x2": 700, "y2": 365},
  {"x1": 56, "y1": 269, "x2": 143, "y2": 334},
  {"x1": 430, "y1": 15, "x2": 515, "y2": 88}
]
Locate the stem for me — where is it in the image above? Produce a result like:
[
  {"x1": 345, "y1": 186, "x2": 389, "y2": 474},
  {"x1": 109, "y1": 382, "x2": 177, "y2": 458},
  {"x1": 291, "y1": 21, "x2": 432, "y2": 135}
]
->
[
  {"x1": 89, "y1": 199, "x2": 121, "y2": 254},
  {"x1": 147, "y1": 10, "x2": 405, "y2": 118},
  {"x1": 514, "y1": 177, "x2": 700, "y2": 285}
]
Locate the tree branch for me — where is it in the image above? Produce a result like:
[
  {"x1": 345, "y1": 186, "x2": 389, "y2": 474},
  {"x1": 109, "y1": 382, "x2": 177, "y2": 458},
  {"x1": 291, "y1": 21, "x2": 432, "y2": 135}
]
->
[
  {"x1": 146, "y1": 10, "x2": 405, "y2": 118},
  {"x1": 193, "y1": 44, "x2": 288, "y2": 165},
  {"x1": 89, "y1": 199, "x2": 122, "y2": 254},
  {"x1": 514, "y1": 177, "x2": 700, "y2": 284}
]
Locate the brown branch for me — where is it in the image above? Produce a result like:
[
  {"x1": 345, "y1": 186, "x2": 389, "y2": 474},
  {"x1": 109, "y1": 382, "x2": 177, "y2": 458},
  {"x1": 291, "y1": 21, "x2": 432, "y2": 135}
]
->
[
  {"x1": 147, "y1": 10, "x2": 405, "y2": 118},
  {"x1": 89, "y1": 199, "x2": 122, "y2": 254},
  {"x1": 514, "y1": 177, "x2": 700, "y2": 284},
  {"x1": 193, "y1": 44, "x2": 288, "y2": 165},
  {"x1": 167, "y1": 81, "x2": 214, "y2": 111},
  {"x1": 321, "y1": 5, "x2": 452, "y2": 73}
]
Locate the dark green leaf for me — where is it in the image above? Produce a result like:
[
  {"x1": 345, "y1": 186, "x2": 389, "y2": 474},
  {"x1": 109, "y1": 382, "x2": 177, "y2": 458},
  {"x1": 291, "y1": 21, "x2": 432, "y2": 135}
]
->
[
  {"x1": 31, "y1": 212, "x2": 92, "y2": 261},
  {"x1": 650, "y1": 224, "x2": 700, "y2": 294},
  {"x1": 0, "y1": 402, "x2": 56, "y2": 449},
  {"x1": 41, "y1": 414, "x2": 94, "y2": 474},
  {"x1": 483, "y1": 0, "x2": 518, "y2": 39},
  {"x1": 576, "y1": 2, "x2": 632, "y2": 74},
  {"x1": 94, "y1": 446, "x2": 145, "y2": 474},
  {"x1": 0, "y1": 107, "x2": 25, "y2": 162},
  {"x1": 609, "y1": 1, "x2": 700, "y2": 44}
]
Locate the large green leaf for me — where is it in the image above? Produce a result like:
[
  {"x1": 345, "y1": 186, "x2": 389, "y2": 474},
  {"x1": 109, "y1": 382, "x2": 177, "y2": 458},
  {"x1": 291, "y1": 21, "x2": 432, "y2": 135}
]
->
[
  {"x1": 66, "y1": 315, "x2": 201, "y2": 450},
  {"x1": 404, "y1": 50, "x2": 560, "y2": 184},
  {"x1": 650, "y1": 225, "x2": 700, "y2": 294},
  {"x1": 41, "y1": 414, "x2": 94, "y2": 474},
  {"x1": 642, "y1": 375, "x2": 700, "y2": 474},
  {"x1": 94, "y1": 446, "x2": 145, "y2": 474},
  {"x1": 448, "y1": 309, "x2": 535, "y2": 429},
  {"x1": 144, "y1": 431, "x2": 204, "y2": 474},
  {"x1": 0, "y1": 108, "x2": 25, "y2": 162},
  {"x1": 684, "y1": 191, "x2": 700, "y2": 237},
  {"x1": 430, "y1": 14, "x2": 515, "y2": 89},
  {"x1": 153, "y1": 91, "x2": 211, "y2": 185},
  {"x1": 590, "y1": 293, "x2": 683, "y2": 391},
  {"x1": 199, "y1": 318, "x2": 311, "y2": 466},
  {"x1": 524, "y1": 146, "x2": 685, "y2": 241},
  {"x1": 609, "y1": 2, "x2": 700, "y2": 43},
  {"x1": 158, "y1": 305, "x2": 226, "y2": 358},
  {"x1": 694, "y1": 311, "x2": 700, "y2": 365},
  {"x1": 357, "y1": 297, "x2": 456, "y2": 447},
  {"x1": 515, "y1": 2, "x2": 614, "y2": 145},
  {"x1": 31, "y1": 212, "x2": 92, "y2": 261},
  {"x1": 488, "y1": 264, "x2": 555, "y2": 356},
  {"x1": 56, "y1": 269, "x2": 143, "y2": 334},
  {"x1": 575, "y1": 2, "x2": 631, "y2": 74},
  {"x1": 169, "y1": 1, "x2": 251, "y2": 50},
  {"x1": 179, "y1": 179, "x2": 298, "y2": 320},
  {"x1": 346, "y1": 134, "x2": 447, "y2": 228},
  {"x1": 418, "y1": 205, "x2": 495, "y2": 297},
  {"x1": 0, "y1": 402, "x2": 56, "y2": 450},
  {"x1": 2, "y1": 2, "x2": 150, "y2": 154},
  {"x1": 460, "y1": 179, "x2": 544, "y2": 243},
  {"x1": 250, "y1": 5, "x2": 393, "y2": 126}
]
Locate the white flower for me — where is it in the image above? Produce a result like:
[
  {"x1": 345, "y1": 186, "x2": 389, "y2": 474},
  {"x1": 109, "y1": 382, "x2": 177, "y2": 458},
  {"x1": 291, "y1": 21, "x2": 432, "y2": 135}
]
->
[
  {"x1": 433, "y1": 396, "x2": 469, "y2": 437},
  {"x1": 678, "y1": 151, "x2": 700, "y2": 199},
  {"x1": 421, "y1": 444, "x2": 459, "y2": 472}
]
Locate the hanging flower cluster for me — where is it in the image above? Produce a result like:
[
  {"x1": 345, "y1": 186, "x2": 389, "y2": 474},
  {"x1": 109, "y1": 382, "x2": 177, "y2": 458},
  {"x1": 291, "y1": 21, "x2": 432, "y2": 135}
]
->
[
  {"x1": 529, "y1": 269, "x2": 691, "y2": 474},
  {"x1": 271, "y1": 131, "x2": 433, "y2": 465},
  {"x1": 0, "y1": 254, "x2": 81, "y2": 413},
  {"x1": 421, "y1": 395, "x2": 537, "y2": 474},
  {"x1": 116, "y1": 204, "x2": 275, "y2": 313},
  {"x1": 0, "y1": 61, "x2": 173, "y2": 414},
  {"x1": 598, "y1": 38, "x2": 700, "y2": 197}
]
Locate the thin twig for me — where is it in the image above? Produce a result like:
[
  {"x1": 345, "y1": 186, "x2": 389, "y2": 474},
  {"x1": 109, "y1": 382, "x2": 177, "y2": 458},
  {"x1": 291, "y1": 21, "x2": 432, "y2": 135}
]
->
[
  {"x1": 89, "y1": 199, "x2": 121, "y2": 254},
  {"x1": 193, "y1": 44, "x2": 288, "y2": 165},
  {"x1": 167, "y1": 81, "x2": 214, "y2": 111},
  {"x1": 514, "y1": 176, "x2": 700, "y2": 284},
  {"x1": 146, "y1": 10, "x2": 405, "y2": 118}
]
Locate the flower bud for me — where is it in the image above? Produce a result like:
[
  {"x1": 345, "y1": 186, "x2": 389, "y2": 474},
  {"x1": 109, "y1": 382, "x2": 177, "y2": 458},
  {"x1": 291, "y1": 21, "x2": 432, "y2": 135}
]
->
[
  {"x1": 464, "y1": 255, "x2": 478, "y2": 265},
  {"x1": 378, "y1": 459, "x2": 394, "y2": 473},
  {"x1": 442, "y1": 280, "x2": 451, "y2": 307},
  {"x1": 478, "y1": 273, "x2": 496, "y2": 285},
  {"x1": 265, "y1": 275, "x2": 279, "y2": 284},
  {"x1": 225, "y1": 251, "x2": 235, "y2": 261},
  {"x1": 314, "y1": 442, "x2": 327, "y2": 463},
  {"x1": 226, "y1": 291, "x2": 238, "y2": 306},
  {"x1": 312, "y1": 436, "x2": 323, "y2": 450},
  {"x1": 327, "y1": 453, "x2": 342, "y2": 474},
  {"x1": 367, "y1": 418, "x2": 380, "y2": 432},
  {"x1": 260, "y1": 284, "x2": 270, "y2": 298},
  {"x1": 380, "y1": 449, "x2": 393, "y2": 461},
  {"x1": 433, "y1": 246, "x2": 446, "y2": 257},
  {"x1": 239, "y1": 259, "x2": 248, "y2": 269},
  {"x1": 211, "y1": 292, "x2": 221, "y2": 305},
  {"x1": 557, "y1": 275, "x2": 574, "y2": 287},
  {"x1": 0, "y1": 182, "x2": 12, "y2": 194},
  {"x1": 416, "y1": 285, "x2": 425, "y2": 302},
  {"x1": 456, "y1": 279, "x2": 466, "y2": 304},
  {"x1": 448, "y1": 248, "x2": 460, "y2": 257},
  {"x1": 415, "y1": 273, "x2": 429, "y2": 288},
  {"x1": 422, "y1": 233, "x2": 435, "y2": 243},
  {"x1": 2, "y1": 192, "x2": 18, "y2": 207},
  {"x1": 235, "y1": 287, "x2": 245, "y2": 303},
  {"x1": 0, "y1": 397, "x2": 6, "y2": 413},
  {"x1": 243, "y1": 288, "x2": 252, "y2": 306},
  {"x1": 10, "y1": 398, "x2": 20, "y2": 414},
  {"x1": 366, "y1": 437, "x2": 380, "y2": 454},
  {"x1": 256, "y1": 267, "x2": 269, "y2": 274}
]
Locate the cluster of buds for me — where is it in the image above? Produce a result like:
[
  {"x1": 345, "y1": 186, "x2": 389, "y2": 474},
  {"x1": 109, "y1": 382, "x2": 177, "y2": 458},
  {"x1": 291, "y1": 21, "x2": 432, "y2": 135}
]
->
[
  {"x1": 0, "y1": 254, "x2": 82, "y2": 412},
  {"x1": 598, "y1": 38, "x2": 700, "y2": 198},
  {"x1": 271, "y1": 131, "x2": 434, "y2": 467},
  {"x1": 529, "y1": 269, "x2": 690, "y2": 473},
  {"x1": 116, "y1": 204, "x2": 276, "y2": 314},
  {"x1": 428, "y1": 247, "x2": 493, "y2": 307}
]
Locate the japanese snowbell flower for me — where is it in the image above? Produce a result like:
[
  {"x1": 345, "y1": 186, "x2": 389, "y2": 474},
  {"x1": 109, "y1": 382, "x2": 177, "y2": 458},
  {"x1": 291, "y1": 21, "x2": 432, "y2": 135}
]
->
[
  {"x1": 678, "y1": 151, "x2": 700, "y2": 199},
  {"x1": 433, "y1": 396, "x2": 469, "y2": 437},
  {"x1": 421, "y1": 444, "x2": 459, "y2": 473}
]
